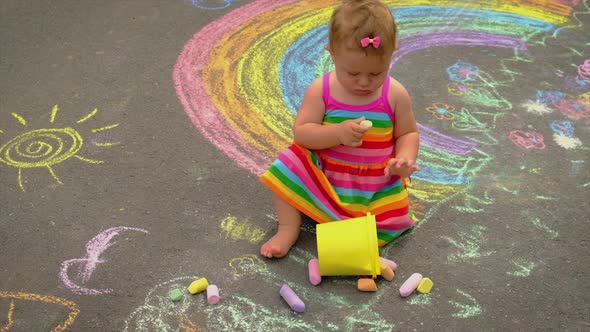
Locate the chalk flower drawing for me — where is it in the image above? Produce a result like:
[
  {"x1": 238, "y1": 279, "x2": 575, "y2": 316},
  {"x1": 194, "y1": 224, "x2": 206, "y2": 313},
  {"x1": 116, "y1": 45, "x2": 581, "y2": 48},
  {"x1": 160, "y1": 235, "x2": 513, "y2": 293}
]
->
[
  {"x1": 522, "y1": 99, "x2": 554, "y2": 115},
  {"x1": 550, "y1": 120, "x2": 575, "y2": 137},
  {"x1": 556, "y1": 98, "x2": 590, "y2": 120},
  {"x1": 425, "y1": 102, "x2": 456, "y2": 120},
  {"x1": 554, "y1": 134, "x2": 582, "y2": 149},
  {"x1": 508, "y1": 130, "x2": 546, "y2": 150},
  {"x1": 0, "y1": 105, "x2": 119, "y2": 191},
  {"x1": 535, "y1": 90, "x2": 564, "y2": 105},
  {"x1": 448, "y1": 82, "x2": 472, "y2": 95},
  {"x1": 447, "y1": 61, "x2": 480, "y2": 82}
]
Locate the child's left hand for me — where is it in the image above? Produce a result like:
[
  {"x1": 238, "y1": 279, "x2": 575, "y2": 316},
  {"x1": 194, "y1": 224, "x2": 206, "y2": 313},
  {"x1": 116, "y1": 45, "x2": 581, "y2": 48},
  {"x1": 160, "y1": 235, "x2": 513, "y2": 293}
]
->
[{"x1": 384, "y1": 158, "x2": 421, "y2": 178}]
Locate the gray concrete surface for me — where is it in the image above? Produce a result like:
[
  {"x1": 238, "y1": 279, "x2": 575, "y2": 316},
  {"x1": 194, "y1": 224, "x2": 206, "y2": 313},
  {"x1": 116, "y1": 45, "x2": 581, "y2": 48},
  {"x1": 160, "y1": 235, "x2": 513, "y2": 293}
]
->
[{"x1": 1, "y1": 1, "x2": 589, "y2": 331}]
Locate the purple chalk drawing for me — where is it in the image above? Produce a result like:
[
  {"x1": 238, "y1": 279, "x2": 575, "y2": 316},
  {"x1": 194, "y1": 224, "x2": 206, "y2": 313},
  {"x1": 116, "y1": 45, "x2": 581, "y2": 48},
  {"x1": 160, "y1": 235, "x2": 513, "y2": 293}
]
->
[{"x1": 59, "y1": 226, "x2": 149, "y2": 295}]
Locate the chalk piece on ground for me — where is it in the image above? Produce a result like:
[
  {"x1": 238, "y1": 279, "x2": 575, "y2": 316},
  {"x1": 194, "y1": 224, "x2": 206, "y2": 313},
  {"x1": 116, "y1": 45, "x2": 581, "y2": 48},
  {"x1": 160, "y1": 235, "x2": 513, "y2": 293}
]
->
[
  {"x1": 360, "y1": 120, "x2": 373, "y2": 129},
  {"x1": 188, "y1": 278, "x2": 209, "y2": 294},
  {"x1": 280, "y1": 283, "x2": 305, "y2": 313},
  {"x1": 417, "y1": 277, "x2": 434, "y2": 294},
  {"x1": 381, "y1": 264, "x2": 395, "y2": 281},
  {"x1": 169, "y1": 288, "x2": 183, "y2": 302},
  {"x1": 379, "y1": 257, "x2": 397, "y2": 271},
  {"x1": 207, "y1": 285, "x2": 220, "y2": 304},
  {"x1": 357, "y1": 278, "x2": 378, "y2": 292},
  {"x1": 400, "y1": 273, "x2": 423, "y2": 297},
  {"x1": 308, "y1": 259, "x2": 321, "y2": 286}
]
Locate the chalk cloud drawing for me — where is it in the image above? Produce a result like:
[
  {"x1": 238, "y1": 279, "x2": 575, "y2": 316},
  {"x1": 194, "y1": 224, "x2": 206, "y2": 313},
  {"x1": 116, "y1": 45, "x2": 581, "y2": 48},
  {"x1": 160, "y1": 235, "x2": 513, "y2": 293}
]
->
[
  {"x1": 59, "y1": 226, "x2": 148, "y2": 295},
  {"x1": 0, "y1": 105, "x2": 119, "y2": 192}
]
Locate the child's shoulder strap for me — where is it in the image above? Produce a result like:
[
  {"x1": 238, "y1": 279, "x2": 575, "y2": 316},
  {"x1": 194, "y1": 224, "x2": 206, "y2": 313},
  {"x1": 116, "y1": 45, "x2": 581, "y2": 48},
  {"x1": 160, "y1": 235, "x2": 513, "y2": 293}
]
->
[{"x1": 322, "y1": 72, "x2": 331, "y2": 105}]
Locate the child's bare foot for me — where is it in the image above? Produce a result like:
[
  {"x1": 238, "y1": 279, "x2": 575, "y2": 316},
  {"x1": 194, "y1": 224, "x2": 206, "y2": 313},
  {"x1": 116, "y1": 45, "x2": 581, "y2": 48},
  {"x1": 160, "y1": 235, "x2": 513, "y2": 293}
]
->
[{"x1": 260, "y1": 224, "x2": 300, "y2": 258}]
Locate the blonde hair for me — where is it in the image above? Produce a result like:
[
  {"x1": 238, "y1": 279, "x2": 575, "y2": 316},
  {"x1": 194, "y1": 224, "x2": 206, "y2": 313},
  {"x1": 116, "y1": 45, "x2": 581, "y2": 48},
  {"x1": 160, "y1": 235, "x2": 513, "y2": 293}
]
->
[{"x1": 329, "y1": 0, "x2": 397, "y2": 56}]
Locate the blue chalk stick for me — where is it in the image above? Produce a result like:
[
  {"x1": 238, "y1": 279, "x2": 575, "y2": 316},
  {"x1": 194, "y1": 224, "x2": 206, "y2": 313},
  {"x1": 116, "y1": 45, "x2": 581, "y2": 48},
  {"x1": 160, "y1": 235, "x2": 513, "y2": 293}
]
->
[{"x1": 279, "y1": 283, "x2": 305, "y2": 313}]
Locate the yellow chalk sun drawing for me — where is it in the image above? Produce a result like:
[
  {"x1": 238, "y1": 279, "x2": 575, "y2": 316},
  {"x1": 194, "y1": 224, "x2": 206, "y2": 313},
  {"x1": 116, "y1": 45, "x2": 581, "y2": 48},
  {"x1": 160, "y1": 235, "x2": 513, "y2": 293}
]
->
[{"x1": 0, "y1": 105, "x2": 119, "y2": 191}]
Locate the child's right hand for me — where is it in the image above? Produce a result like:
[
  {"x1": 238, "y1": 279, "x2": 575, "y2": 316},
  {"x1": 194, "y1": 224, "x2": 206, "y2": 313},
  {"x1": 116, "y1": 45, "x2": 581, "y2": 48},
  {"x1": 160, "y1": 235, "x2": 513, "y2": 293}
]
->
[{"x1": 337, "y1": 117, "x2": 370, "y2": 147}]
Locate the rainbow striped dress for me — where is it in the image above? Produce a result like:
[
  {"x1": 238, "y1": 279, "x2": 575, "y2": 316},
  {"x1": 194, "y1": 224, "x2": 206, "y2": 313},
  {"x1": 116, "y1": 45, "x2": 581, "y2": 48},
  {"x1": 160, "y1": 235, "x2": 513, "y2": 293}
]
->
[{"x1": 260, "y1": 72, "x2": 415, "y2": 246}]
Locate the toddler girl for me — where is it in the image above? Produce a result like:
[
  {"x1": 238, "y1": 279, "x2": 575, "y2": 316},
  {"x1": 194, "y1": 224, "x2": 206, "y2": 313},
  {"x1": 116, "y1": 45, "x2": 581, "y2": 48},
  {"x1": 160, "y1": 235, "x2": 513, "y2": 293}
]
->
[{"x1": 260, "y1": 0, "x2": 420, "y2": 258}]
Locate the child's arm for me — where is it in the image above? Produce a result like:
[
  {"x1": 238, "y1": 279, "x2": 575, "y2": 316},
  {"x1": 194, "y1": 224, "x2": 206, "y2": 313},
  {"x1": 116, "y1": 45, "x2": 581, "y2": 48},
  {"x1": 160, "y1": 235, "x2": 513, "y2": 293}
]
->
[
  {"x1": 385, "y1": 79, "x2": 420, "y2": 177},
  {"x1": 293, "y1": 78, "x2": 369, "y2": 150}
]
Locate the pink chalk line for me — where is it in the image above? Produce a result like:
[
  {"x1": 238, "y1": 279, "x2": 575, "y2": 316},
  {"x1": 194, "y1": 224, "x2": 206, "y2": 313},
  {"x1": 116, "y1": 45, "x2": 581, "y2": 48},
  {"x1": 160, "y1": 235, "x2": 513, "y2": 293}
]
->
[{"x1": 59, "y1": 226, "x2": 149, "y2": 295}]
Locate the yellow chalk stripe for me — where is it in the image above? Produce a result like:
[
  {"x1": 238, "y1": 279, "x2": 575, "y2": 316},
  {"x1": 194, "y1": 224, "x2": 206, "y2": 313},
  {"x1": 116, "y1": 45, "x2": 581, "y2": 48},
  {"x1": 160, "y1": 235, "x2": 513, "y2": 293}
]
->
[
  {"x1": 221, "y1": 215, "x2": 266, "y2": 243},
  {"x1": 11, "y1": 112, "x2": 27, "y2": 126},
  {"x1": 93, "y1": 141, "x2": 121, "y2": 147},
  {"x1": 50, "y1": 105, "x2": 59, "y2": 124},
  {"x1": 77, "y1": 108, "x2": 99, "y2": 124},
  {"x1": 91, "y1": 123, "x2": 119, "y2": 133},
  {"x1": 47, "y1": 166, "x2": 63, "y2": 185},
  {"x1": 2, "y1": 300, "x2": 15, "y2": 331},
  {"x1": 74, "y1": 155, "x2": 104, "y2": 164}
]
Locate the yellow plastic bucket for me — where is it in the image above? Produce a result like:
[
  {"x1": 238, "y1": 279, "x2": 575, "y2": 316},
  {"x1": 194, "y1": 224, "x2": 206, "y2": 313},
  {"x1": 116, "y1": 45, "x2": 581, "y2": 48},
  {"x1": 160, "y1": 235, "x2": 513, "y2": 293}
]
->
[{"x1": 316, "y1": 213, "x2": 381, "y2": 278}]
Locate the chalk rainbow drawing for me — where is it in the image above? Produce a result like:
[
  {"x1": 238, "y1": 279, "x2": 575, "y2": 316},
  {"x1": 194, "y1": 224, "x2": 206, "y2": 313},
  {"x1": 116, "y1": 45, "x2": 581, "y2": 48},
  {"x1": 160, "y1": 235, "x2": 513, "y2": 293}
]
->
[
  {"x1": 59, "y1": 226, "x2": 149, "y2": 295},
  {"x1": 0, "y1": 106, "x2": 120, "y2": 192},
  {"x1": 0, "y1": 291, "x2": 79, "y2": 332},
  {"x1": 174, "y1": 0, "x2": 588, "y2": 225}
]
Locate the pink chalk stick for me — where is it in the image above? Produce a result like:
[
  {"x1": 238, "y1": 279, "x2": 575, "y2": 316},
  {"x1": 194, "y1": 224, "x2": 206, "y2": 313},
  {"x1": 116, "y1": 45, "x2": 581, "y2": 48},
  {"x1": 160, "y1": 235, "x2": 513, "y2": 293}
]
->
[
  {"x1": 400, "y1": 273, "x2": 423, "y2": 297},
  {"x1": 379, "y1": 257, "x2": 398, "y2": 271},
  {"x1": 280, "y1": 283, "x2": 305, "y2": 313},
  {"x1": 207, "y1": 285, "x2": 220, "y2": 304},
  {"x1": 308, "y1": 259, "x2": 321, "y2": 286}
]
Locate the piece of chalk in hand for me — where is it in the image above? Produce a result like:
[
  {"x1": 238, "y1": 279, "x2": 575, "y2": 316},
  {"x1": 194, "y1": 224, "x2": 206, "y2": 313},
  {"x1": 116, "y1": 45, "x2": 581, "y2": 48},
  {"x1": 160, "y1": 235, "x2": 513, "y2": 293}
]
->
[
  {"x1": 280, "y1": 283, "x2": 305, "y2": 313},
  {"x1": 169, "y1": 288, "x2": 183, "y2": 302},
  {"x1": 308, "y1": 259, "x2": 321, "y2": 286},
  {"x1": 360, "y1": 120, "x2": 373, "y2": 129},
  {"x1": 400, "y1": 273, "x2": 423, "y2": 297},
  {"x1": 188, "y1": 278, "x2": 209, "y2": 294},
  {"x1": 207, "y1": 285, "x2": 220, "y2": 304},
  {"x1": 417, "y1": 277, "x2": 433, "y2": 294}
]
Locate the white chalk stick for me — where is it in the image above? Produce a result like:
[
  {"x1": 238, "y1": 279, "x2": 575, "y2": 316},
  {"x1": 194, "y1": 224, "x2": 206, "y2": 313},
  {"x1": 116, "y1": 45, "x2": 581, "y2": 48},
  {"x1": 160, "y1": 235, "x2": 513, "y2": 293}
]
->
[{"x1": 360, "y1": 120, "x2": 373, "y2": 129}]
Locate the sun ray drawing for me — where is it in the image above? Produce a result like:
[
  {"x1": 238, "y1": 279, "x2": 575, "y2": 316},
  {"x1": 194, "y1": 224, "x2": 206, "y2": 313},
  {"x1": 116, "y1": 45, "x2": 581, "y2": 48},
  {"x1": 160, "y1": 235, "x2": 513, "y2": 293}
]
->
[{"x1": 0, "y1": 105, "x2": 120, "y2": 192}]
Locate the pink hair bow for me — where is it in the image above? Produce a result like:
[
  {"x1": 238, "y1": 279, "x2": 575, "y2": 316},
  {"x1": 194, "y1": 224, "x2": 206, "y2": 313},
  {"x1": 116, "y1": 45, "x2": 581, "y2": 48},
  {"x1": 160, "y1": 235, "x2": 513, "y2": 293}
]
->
[{"x1": 360, "y1": 36, "x2": 381, "y2": 48}]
